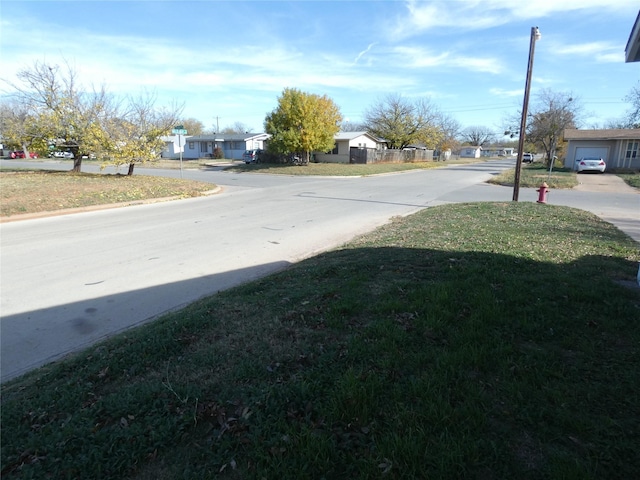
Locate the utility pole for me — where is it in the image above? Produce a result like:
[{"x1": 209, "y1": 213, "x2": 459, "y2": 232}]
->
[{"x1": 513, "y1": 26, "x2": 541, "y2": 202}]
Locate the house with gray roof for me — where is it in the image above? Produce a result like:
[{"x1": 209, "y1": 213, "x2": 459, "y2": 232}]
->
[
  {"x1": 174, "y1": 133, "x2": 270, "y2": 160},
  {"x1": 563, "y1": 128, "x2": 640, "y2": 170}
]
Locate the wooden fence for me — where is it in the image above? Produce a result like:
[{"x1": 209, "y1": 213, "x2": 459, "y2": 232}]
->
[{"x1": 349, "y1": 147, "x2": 434, "y2": 164}]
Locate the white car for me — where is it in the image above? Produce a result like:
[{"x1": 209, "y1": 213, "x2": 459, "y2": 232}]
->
[
  {"x1": 522, "y1": 153, "x2": 534, "y2": 163},
  {"x1": 52, "y1": 151, "x2": 74, "y2": 159},
  {"x1": 575, "y1": 157, "x2": 606, "y2": 173}
]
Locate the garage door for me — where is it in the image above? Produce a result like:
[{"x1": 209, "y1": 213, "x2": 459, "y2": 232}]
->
[{"x1": 575, "y1": 147, "x2": 608, "y2": 161}]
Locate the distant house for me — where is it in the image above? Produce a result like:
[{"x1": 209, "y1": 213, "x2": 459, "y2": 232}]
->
[
  {"x1": 180, "y1": 133, "x2": 271, "y2": 160},
  {"x1": 313, "y1": 131, "x2": 384, "y2": 164},
  {"x1": 482, "y1": 146, "x2": 515, "y2": 157},
  {"x1": 563, "y1": 128, "x2": 640, "y2": 170},
  {"x1": 459, "y1": 146, "x2": 482, "y2": 158}
]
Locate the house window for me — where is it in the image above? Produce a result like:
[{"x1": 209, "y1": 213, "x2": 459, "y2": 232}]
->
[
  {"x1": 331, "y1": 142, "x2": 338, "y2": 154},
  {"x1": 625, "y1": 141, "x2": 638, "y2": 160},
  {"x1": 200, "y1": 142, "x2": 208, "y2": 153},
  {"x1": 188, "y1": 142, "x2": 194, "y2": 149}
]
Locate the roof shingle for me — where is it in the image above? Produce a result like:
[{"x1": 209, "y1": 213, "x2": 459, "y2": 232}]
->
[{"x1": 563, "y1": 128, "x2": 640, "y2": 140}]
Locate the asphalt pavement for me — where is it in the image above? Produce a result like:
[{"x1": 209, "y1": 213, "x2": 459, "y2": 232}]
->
[{"x1": 1, "y1": 160, "x2": 638, "y2": 383}]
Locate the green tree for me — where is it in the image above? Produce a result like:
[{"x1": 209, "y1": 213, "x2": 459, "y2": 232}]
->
[
  {"x1": 0, "y1": 100, "x2": 45, "y2": 155},
  {"x1": 363, "y1": 94, "x2": 443, "y2": 149},
  {"x1": 178, "y1": 117, "x2": 205, "y2": 136},
  {"x1": 7, "y1": 61, "x2": 111, "y2": 172},
  {"x1": 101, "y1": 92, "x2": 183, "y2": 175},
  {"x1": 264, "y1": 88, "x2": 342, "y2": 164},
  {"x1": 434, "y1": 112, "x2": 461, "y2": 153}
]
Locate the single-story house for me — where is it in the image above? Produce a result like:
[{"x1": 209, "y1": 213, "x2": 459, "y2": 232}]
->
[
  {"x1": 562, "y1": 128, "x2": 640, "y2": 170},
  {"x1": 160, "y1": 135, "x2": 187, "y2": 159},
  {"x1": 180, "y1": 133, "x2": 271, "y2": 160},
  {"x1": 314, "y1": 131, "x2": 384, "y2": 164},
  {"x1": 481, "y1": 147, "x2": 515, "y2": 157},
  {"x1": 626, "y1": 10, "x2": 640, "y2": 63},
  {"x1": 459, "y1": 146, "x2": 482, "y2": 158}
]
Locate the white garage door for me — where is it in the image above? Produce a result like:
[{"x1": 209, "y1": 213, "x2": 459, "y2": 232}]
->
[{"x1": 575, "y1": 147, "x2": 608, "y2": 161}]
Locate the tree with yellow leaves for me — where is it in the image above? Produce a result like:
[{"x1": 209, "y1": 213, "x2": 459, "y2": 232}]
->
[
  {"x1": 5, "y1": 61, "x2": 112, "y2": 172},
  {"x1": 101, "y1": 92, "x2": 182, "y2": 175},
  {"x1": 264, "y1": 88, "x2": 342, "y2": 164}
]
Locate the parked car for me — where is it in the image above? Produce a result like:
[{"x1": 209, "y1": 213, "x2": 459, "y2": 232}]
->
[
  {"x1": 575, "y1": 157, "x2": 606, "y2": 173},
  {"x1": 243, "y1": 149, "x2": 262, "y2": 164},
  {"x1": 50, "y1": 151, "x2": 74, "y2": 159},
  {"x1": 10, "y1": 151, "x2": 38, "y2": 159},
  {"x1": 522, "y1": 153, "x2": 534, "y2": 163}
]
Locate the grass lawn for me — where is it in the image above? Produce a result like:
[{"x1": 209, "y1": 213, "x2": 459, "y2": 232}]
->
[
  {"x1": 488, "y1": 162, "x2": 579, "y2": 189},
  {"x1": 617, "y1": 171, "x2": 640, "y2": 189},
  {"x1": 2, "y1": 202, "x2": 639, "y2": 479},
  {"x1": 0, "y1": 170, "x2": 215, "y2": 218}
]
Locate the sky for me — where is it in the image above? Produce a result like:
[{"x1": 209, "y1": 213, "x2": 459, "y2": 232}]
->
[{"x1": 1, "y1": 0, "x2": 638, "y2": 138}]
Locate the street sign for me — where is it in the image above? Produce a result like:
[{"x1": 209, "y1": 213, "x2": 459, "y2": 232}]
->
[{"x1": 172, "y1": 128, "x2": 188, "y2": 135}]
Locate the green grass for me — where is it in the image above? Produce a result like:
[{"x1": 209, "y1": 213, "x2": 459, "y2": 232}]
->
[
  {"x1": 2, "y1": 202, "x2": 639, "y2": 479},
  {"x1": 617, "y1": 171, "x2": 640, "y2": 188},
  {"x1": 489, "y1": 162, "x2": 579, "y2": 189}
]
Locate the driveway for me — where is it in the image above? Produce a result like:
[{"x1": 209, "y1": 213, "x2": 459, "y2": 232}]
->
[{"x1": 573, "y1": 172, "x2": 638, "y2": 194}]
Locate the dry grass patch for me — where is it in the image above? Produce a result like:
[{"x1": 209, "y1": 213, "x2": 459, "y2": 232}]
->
[{"x1": 0, "y1": 171, "x2": 215, "y2": 217}]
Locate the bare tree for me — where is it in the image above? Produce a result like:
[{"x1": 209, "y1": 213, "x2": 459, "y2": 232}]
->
[
  {"x1": 363, "y1": 94, "x2": 442, "y2": 149},
  {"x1": 221, "y1": 121, "x2": 252, "y2": 134},
  {"x1": 504, "y1": 89, "x2": 582, "y2": 165},
  {"x1": 460, "y1": 125, "x2": 494, "y2": 146},
  {"x1": 340, "y1": 120, "x2": 367, "y2": 132},
  {"x1": 528, "y1": 89, "x2": 581, "y2": 165},
  {"x1": 624, "y1": 81, "x2": 640, "y2": 128}
]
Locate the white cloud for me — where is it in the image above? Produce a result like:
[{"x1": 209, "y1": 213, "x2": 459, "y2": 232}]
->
[
  {"x1": 490, "y1": 88, "x2": 523, "y2": 97},
  {"x1": 389, "y1": 0, "x2": 635, "y2": 38},
  {"x1": 390, "y1": 46, "x2": 504, "y2": 73},
  {"x1": 354, "y1": 43, "x2": 377, "y2": 65},
  {"x1": 552, "y1": 41, "x2": 627, "y2": 63}
]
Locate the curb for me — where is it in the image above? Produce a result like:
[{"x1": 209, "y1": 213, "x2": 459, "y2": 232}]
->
[{"x1": 0, "y1": 187, "x2": 221, "y2": 224}]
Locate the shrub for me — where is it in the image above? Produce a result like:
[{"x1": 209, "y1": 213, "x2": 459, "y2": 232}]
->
[{"x1": 213, "y1": 147, "x2": 224, "y2": 159}]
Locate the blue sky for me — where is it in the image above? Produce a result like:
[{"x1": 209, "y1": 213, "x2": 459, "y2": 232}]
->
[{"x1": 1, "y1": 0, "x2": 638, "y2": 137}]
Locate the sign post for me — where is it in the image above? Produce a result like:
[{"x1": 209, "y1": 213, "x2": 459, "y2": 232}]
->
[{"x1": 171, "y1": 125, "x2": 188, "y2": 178}]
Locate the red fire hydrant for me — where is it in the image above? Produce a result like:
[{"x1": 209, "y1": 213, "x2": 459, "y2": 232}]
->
[{"x1": 536, "y1": 182, "x2": 549, "y2": 204}]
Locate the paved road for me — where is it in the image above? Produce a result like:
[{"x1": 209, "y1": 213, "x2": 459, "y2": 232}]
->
[{"x1": 1, "y1": 160, "x2": 638, "y2": 382}]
